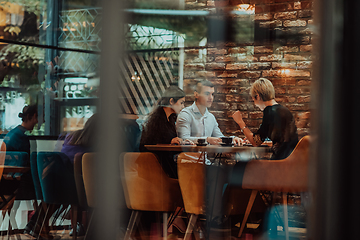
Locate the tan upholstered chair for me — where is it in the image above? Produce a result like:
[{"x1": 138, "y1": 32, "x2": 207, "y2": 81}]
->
[
  {"x1": 238, "y1": 135, "x2": 310, "y2": 240},
  {"x1": 121, "y1": 152, "x2": 183, "y2": 240},
  {"x1": 177, "y1": 152, "x2": 207, "y2": 240},
  {"x1": 82, "y1": 152, "x2": 98, "y2": 240},
  {"x1": 178, "y1": 152, "x2": 264, "y2": 240}
]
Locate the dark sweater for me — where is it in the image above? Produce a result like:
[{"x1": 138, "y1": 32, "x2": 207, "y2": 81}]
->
[
  {"x1": 140, "y1": 107, "x2": 178, "y2": 178},
  {"x1": 255, "y1": 104, "x2": 299, "y2": 160}
]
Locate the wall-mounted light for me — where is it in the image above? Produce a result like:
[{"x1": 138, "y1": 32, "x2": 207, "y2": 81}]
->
[
  {"x1": 234, "y1": 4, "x2": 255, "y2": 14},
  {"x1": 281, "y1": 69, "x2": 291, "y2": 75}
]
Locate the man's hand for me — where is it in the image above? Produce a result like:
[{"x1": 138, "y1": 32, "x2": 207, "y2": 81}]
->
[
  {"x1": 171, "y1": 137, "x2": 183, "y2": 145},
  {"x1": 183, "y1": 139, "x2": 195, "y2": 145},
  {"x1": 233, "y1": 137, "x2": 244, "y2": 146},
  {"x1": 232, "y1": 110, "x2": 243, "y2": 124},
  {"x1": 206, "y1": 137, "x2": 222, "y2": 145}
]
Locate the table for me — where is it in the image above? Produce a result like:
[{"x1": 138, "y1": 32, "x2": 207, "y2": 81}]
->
[
  {"x1": 3, "y1": 166, "x2": 30, "y2": 174},
  {"x1": 144, "y1": 143, "x2": 270, "y2": 236},
  {"x1": 144, "y1": 144, "x2": 270, "y2": 154},
  {"x1": 145, "y1": 144, "x2": 270, "y2": 164}
]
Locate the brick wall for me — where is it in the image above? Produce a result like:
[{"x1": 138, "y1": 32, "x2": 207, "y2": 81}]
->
[{"x1": 183, "y1": 0, "x2": 313, "y2": 139}]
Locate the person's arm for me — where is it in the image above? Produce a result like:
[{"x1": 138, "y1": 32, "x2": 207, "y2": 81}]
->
[
  {"x1": 176, "y1": 111, "x2": 199, "y2": 142},
  {"x1": 232, "y1": 110, "x2": 262, "y2": 146},
  {"x1": 211, "y1": 119, "x2": 225, "y2": 138},
  {"x1": 207, "y1": 116, "x2": 224, "y2": 145}
]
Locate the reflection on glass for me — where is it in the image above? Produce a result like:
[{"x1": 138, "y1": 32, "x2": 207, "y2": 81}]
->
[{"x1": 0, "y1": 40, "x2": 99, "y2": 135}]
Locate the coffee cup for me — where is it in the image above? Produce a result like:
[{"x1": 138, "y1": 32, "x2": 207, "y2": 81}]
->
[
  {"x1": 221, "y1": 137, "x2": 233, "y2": 145},
  {"x1": 197, "y1": 139, "x2": 206, "y2": 145}
]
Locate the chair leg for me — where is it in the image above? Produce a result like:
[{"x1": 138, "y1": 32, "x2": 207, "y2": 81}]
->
[
  {"x1": 163, "y1": 212, "x2": 168, "y2": 240},
  {"x1": 282, "y1": 192, "x2": 289, "y2": 240},
  {"x1": 38, "y1": 205, "x2": 50, "y2": 240},
  {"x1": 34, "y1": 202, "x2": 44, "y2": 234},
  {"x1": 184, "y1": 214, "x2": 198, "y2": 240},
  {"x1": 124, "y1": 210, "x2": 141, "y2": 240},
  {"x1": 72, "y1": 205, "x2": 78, "y2": 240},
  {"x1": 32, "y1": 200, "x2": 39, "y2": 210},
  {"x1": 238, "y1": 190, "x2": 258, "y2": 238},
  {"x1": 167, "y1": 207, "x2": 183, "y2": 229},
  {"x1": 193, "y1": 221, "x2": 204, "y2": 240},
  {"x1": 84, "y1": 210, "x2": 93, "y2": 240},
  {"x1": 7, "y1": 212, "x2": 12, "y2": 240}
]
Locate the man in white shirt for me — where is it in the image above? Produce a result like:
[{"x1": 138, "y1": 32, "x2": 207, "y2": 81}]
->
[{"x1": 176, "y1": 80, "x2": 242, "y2": 145}]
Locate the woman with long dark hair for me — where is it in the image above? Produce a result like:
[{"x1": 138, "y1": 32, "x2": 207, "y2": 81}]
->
[{"x1": 140, "y1": 85, "x2": 191, "y2": 179}]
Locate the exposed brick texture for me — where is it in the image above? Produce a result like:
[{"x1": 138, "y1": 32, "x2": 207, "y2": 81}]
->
[{"x1": 182, "y1": 0, "x2": 313, "y2": 139}]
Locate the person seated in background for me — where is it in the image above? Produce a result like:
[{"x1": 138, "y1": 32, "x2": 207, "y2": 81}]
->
[
  {"x1": 140, "y1": 85, "x2": 191, "y2": 179},
  {"x1": 176, "y1": 80, "x2": 242, "y2": 145},
  {"x1": 3, "y1": 105, "x2": 38, "y2": 156},
  {"x1": 226, "y1": 78, "x2": 299, "y2": 234},
  {"x1": 2, "y1": 105, "x2": 53, "y2": 239},
  {"x1": 61, "y1": 113, "x2": 98, "y2": 164},
  {"x1": 175, "y1": 81, "x2": 242, "y2": 230},
  {"x1": 139, "y1": 85, "x2": 190, "y2": 235},
  {"x1": 60, "y1": 113, "x2": 98, "y2": 237},
  {"x1": 232, "y1": 77, "x2": 298, "y2": 160}
]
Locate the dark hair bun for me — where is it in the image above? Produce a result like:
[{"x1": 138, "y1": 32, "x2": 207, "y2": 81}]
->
[{"x1": 18, "y1": 105, "x2": 38, "y2": 121}]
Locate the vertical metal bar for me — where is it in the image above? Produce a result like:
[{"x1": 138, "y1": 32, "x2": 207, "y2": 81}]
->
[
  {"x1": 178, "y1": 38, "x2": 184, "y2": 89},
  {"x1": 311, "y1": 0, "x2": 360, "y2": 239},
  {"x1": 282, "y1": 193, "x2": 289, "y2": 240},
  {"x1": 163, "y1": 212, "x2": 168, "y2": 240},
  {"x1": 43, "y1": 0, "x2": 59, "y2": 135},
  {"x1": 97, "y1": 0, "x2": 123, "y2": 239}
]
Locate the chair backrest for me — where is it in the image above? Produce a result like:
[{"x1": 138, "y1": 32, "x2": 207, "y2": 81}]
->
[
  {"x1": 121, "y1": 152, "x2": 182, "y2": 212},
  {"x1": 242, "y1": 135, "x2": 310, "y2": 192},
  {"x1": 30, "y1": 152, "x2": 43, "y2": 200},
  {"x1": 82, "y1": 152, "x2": 97, "y2": 208},
  {"x1": 177, "y1": 152, "x2": 206, "y2": 215},
  {"x1": 120, "y1": 119, "x2": 141, "y2": 152},
  {"x1": 4, "y1": 152, "x2": 29, "y2": 166},
  {"x1": 74, "y1": 152, "x2": 88, "y2": 208},
  {"x1": 37, "y1": 152, "x2": 78, "y2": 204}
]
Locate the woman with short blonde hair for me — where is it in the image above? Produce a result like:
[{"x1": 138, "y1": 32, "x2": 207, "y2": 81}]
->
[
  {"x1": 233, "y1": 78, "x2": 298, "y2": 160},
  {"x1": 250, "y1": 78, "x2": 275, "y2": 101}
]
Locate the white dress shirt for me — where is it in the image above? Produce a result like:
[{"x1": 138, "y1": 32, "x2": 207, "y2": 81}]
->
[{"x1": 176, "y1": 102, "x2": 224, "y2": 142}]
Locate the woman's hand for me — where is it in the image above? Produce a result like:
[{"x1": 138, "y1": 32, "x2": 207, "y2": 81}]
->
[
  {"x1": 233, "y1": 137, "x2": 244, "y2": 146},
  {"x1": 171, "y1": 137, "x2": 183, "y2": 145},
  {"x1": 243, "y1": 137, "x2": 250, "y2": 144},
  {"x1": 232, "y1": 111, "x2": 243, "y2": 124}
]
